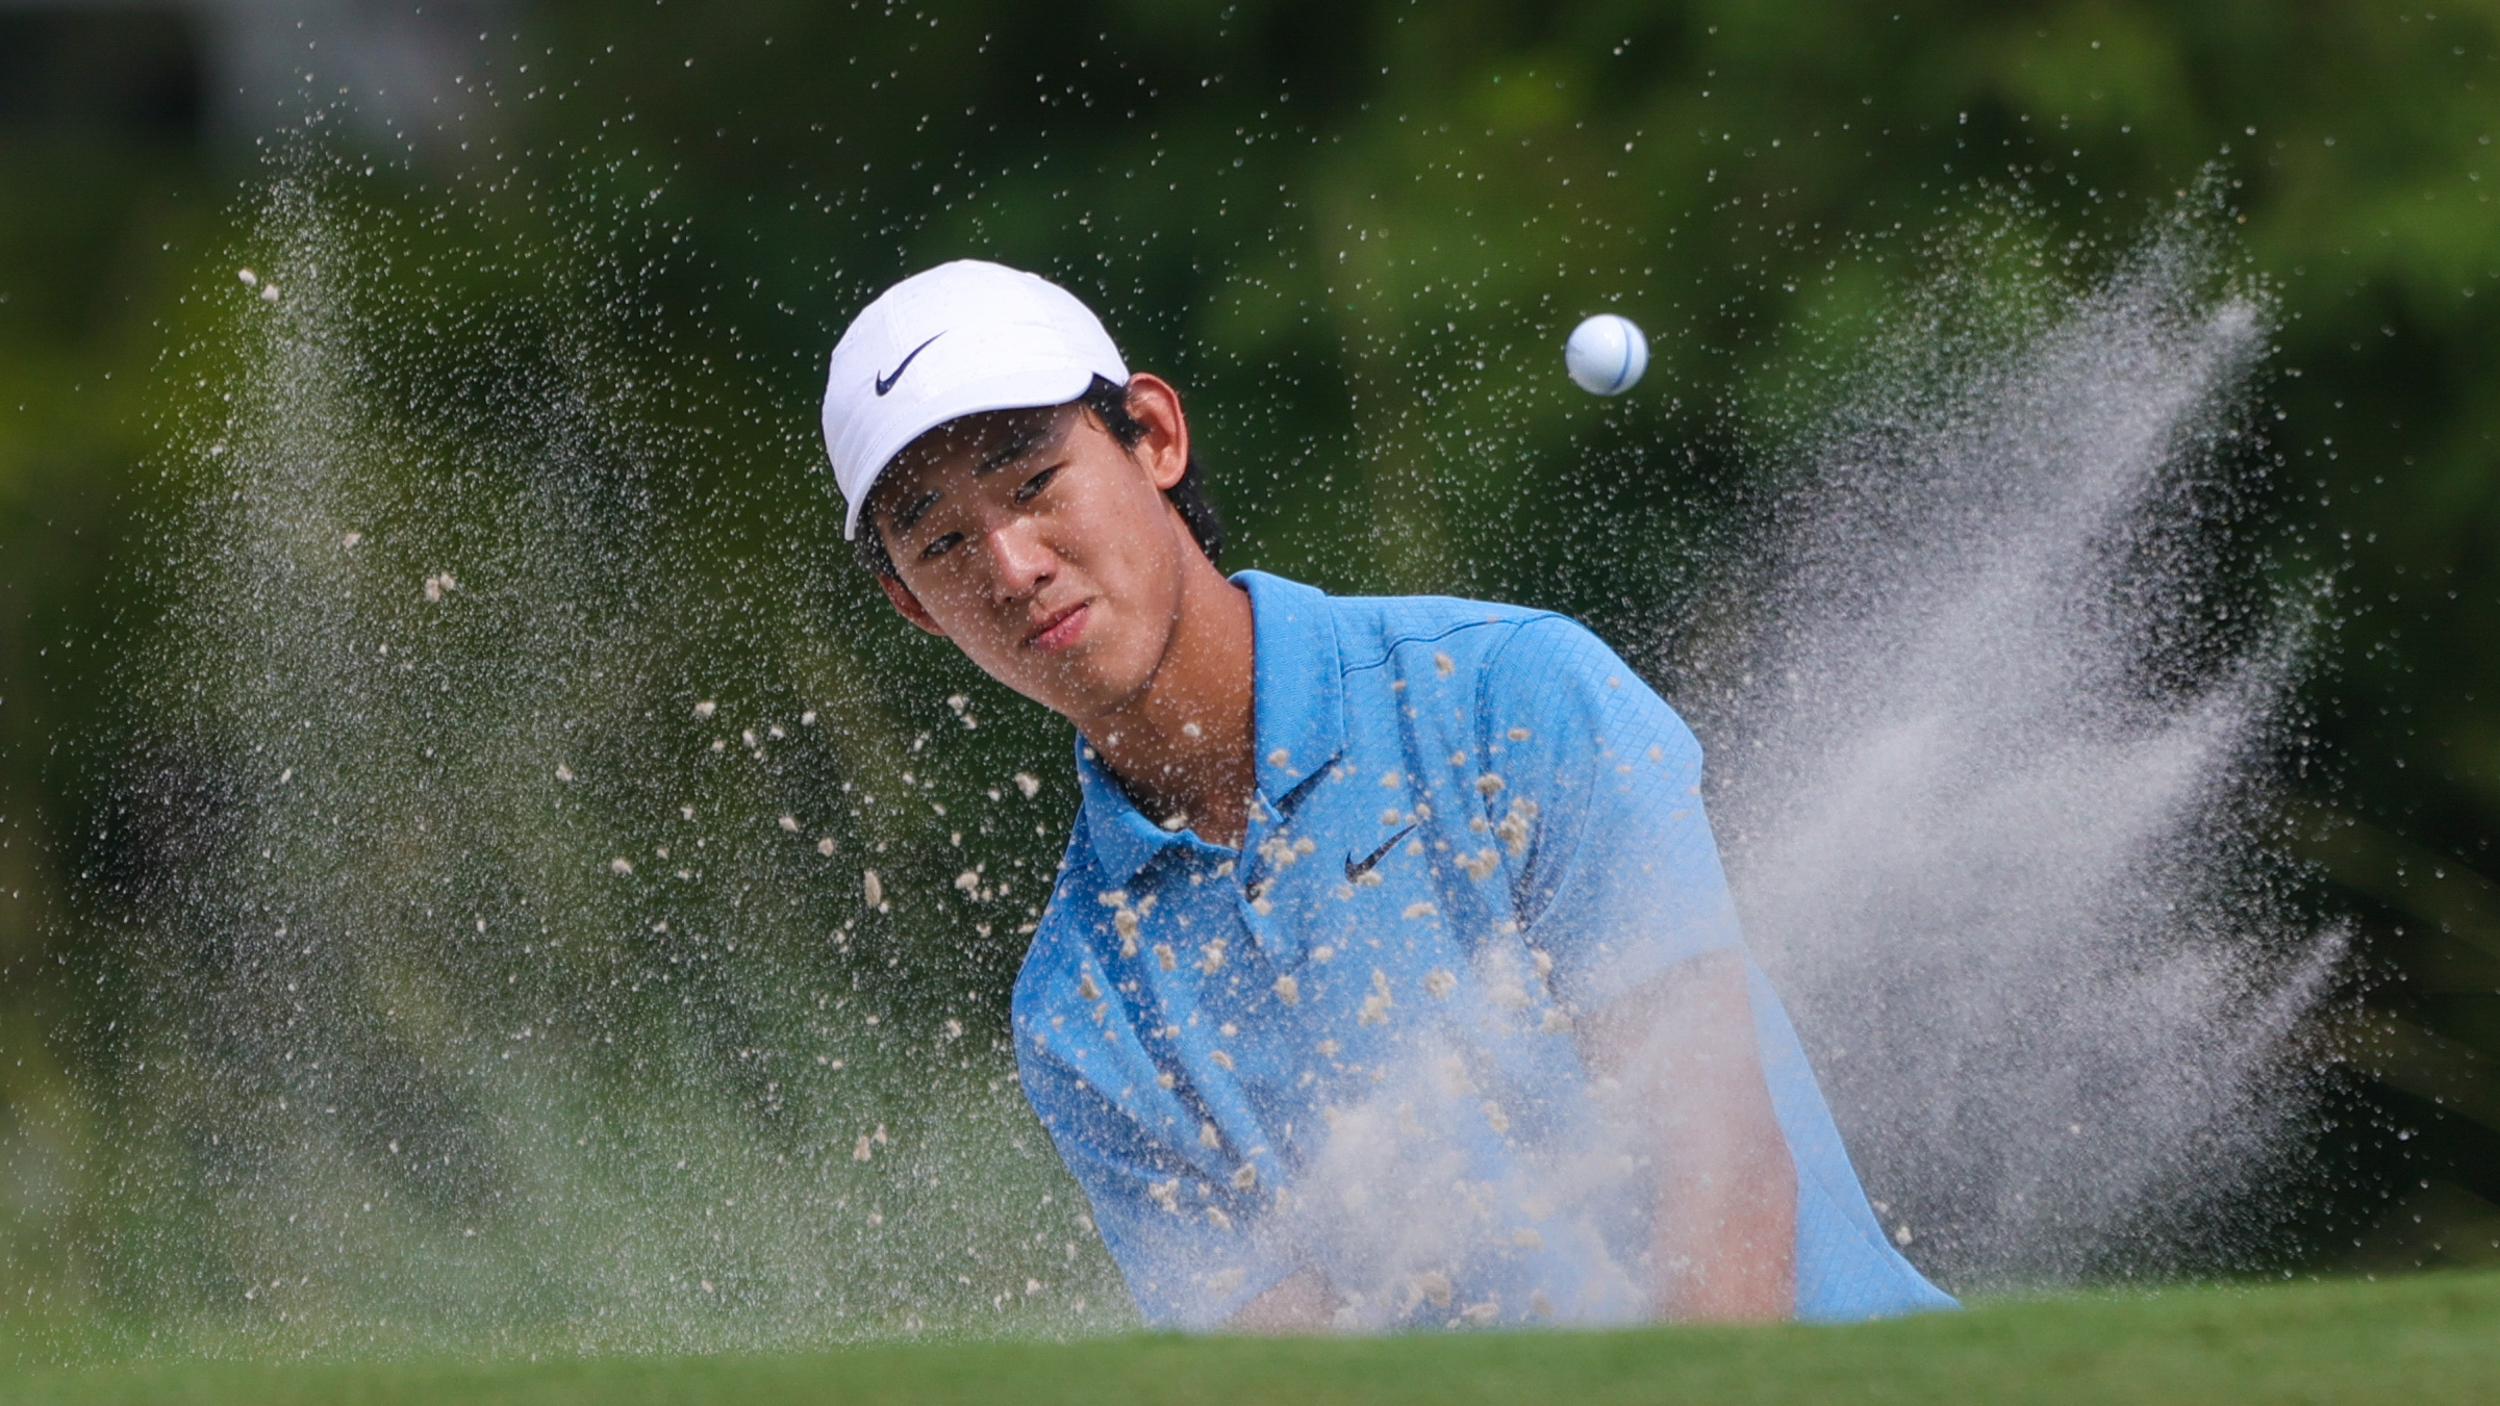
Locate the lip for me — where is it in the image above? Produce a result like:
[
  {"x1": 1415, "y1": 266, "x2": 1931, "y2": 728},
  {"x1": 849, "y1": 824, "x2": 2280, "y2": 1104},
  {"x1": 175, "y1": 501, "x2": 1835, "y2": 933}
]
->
[{"x1": 1024, "y1": 601, "x2": 1090, "y2": 653}]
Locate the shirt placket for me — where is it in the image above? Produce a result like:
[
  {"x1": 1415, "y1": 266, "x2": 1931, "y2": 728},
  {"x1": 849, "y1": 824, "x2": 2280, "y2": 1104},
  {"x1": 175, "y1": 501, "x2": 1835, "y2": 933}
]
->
[
  {"x1": 1236, "y1": 775, "x2": 1331, "y2": 970},
  {"x1": 1119, "y1": 843, "x2": 1296, "y2": 1218}
]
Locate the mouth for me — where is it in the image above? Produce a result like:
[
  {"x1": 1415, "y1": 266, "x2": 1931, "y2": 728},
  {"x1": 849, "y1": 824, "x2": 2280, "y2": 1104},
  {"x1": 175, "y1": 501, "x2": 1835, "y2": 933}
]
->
[{"x1": 1023, "y1": 600, "x2": 1090, "y2": 653}]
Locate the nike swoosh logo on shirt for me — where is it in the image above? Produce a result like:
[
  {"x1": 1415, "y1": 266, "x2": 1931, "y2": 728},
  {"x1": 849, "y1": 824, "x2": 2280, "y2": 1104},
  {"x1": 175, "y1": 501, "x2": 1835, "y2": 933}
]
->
[
  {"x1": 874, "y1": 333, "x2": 942, "y2": 395},
  {"x1": 1345, "y1": 824, "x2": 1419, "y2": 882}
]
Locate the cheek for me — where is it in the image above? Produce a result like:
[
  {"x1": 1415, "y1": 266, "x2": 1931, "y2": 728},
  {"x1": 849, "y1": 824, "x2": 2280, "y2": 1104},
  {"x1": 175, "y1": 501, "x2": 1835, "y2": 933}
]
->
[
  {"x1": 1064, "y1": 473, "x2": 1177, "y2": 580},
  {"x1": 897, "y1": 565, "x2": 1010, "y2": 650},
  {"x1": 901, "y1": 565, "x2": 978, "y2": 621}
]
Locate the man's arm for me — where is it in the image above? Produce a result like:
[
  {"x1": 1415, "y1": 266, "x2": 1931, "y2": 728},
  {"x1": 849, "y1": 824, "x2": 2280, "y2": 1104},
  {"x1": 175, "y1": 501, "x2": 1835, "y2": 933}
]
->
[
  {"x1": 1583, "y1": 949, "x2": 1795, "y2": 1322},
  {"x1": 1220, "y1": 955, "x2": 1790, "y2": 1334}
]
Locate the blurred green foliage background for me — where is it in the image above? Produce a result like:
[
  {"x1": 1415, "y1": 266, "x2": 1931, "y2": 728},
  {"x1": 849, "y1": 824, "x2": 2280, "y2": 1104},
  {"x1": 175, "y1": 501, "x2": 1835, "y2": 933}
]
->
[{"x1": 5, "y1": 0, "x2": 2500, "y2": 1353}]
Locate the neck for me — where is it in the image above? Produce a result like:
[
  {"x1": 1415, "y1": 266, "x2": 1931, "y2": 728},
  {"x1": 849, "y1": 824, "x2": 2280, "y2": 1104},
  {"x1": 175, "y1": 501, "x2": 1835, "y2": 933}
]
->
[{"x1": 1078, "y1": 555, "x2": 1257, "y2": 849}]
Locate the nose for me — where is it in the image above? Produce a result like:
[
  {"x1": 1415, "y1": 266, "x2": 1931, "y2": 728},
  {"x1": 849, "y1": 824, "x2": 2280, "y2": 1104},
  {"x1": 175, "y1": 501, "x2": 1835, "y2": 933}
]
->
[{"x1": 980, "y1": 514, "x2": 1056, "y2": 602}]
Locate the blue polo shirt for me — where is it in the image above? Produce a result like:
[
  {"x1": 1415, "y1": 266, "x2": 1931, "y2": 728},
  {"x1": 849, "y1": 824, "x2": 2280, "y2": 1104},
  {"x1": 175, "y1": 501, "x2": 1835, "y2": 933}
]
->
[{"x1": 1013, "y1": 570, "x2": 1952, "y2": 1330}]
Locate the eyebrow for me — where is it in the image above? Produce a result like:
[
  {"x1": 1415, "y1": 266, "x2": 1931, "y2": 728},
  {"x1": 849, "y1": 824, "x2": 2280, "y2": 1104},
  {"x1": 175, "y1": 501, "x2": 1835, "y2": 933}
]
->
[
  {"x1": 891, "y1": 488, "x2": 943, "y2": 535},
  {"x1": 888, "y1": 412, "x2": 1069, "y2": 537},
  {"x1": 975, "y1": 415, "x2": 1063, "y2": 475}
]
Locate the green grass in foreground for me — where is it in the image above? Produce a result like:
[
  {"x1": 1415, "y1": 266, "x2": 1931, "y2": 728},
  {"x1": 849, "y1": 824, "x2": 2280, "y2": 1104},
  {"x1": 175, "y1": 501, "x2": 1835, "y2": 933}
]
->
[{"x1": 4, "y1": 1269, "x2": 2496, "y2": 1406}]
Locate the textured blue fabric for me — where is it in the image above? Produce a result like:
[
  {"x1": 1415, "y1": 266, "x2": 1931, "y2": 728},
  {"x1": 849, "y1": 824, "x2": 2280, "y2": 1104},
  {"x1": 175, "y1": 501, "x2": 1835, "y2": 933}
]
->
[{"x1": 1013, "y1": 570, "x2": 1955, "y2": 1330}]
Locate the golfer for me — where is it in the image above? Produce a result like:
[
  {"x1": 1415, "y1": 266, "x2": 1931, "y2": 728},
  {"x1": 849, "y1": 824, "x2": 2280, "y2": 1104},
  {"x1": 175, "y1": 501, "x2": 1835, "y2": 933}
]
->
[{"x1": 820, "y1": 260, "x2": 1952, "y2": 1332}]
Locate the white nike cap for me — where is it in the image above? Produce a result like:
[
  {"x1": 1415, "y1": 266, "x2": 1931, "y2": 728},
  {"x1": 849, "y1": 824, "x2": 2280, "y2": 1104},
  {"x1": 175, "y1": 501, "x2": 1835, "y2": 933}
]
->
[{"x1": 821, "y1": 259, "x2": 1129, "y2": 540}]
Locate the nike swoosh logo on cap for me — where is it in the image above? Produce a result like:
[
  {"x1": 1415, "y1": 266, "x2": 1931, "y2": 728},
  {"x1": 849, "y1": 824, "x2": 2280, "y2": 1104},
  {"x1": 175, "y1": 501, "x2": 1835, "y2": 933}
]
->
[
  {"x1": 1345, "y1": 824, "x2": 1419, "y2": 883},
  {"x1": 874, "y1": 333, "x2": 943, "y2": 396}
]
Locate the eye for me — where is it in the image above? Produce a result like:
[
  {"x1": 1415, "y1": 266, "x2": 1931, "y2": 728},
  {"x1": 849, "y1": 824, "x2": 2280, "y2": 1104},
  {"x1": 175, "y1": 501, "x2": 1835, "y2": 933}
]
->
[
  {"x1": 918, "y1": 531, "x2": 963, "y2": 562},
  {"x1": 1014, "y1": 466, "x2": 1061, "y2": 504}
]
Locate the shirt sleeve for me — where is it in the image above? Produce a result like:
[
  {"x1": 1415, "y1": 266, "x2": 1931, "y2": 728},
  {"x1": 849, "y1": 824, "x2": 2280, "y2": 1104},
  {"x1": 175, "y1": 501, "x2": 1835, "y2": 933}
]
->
[
  {"x1": 1472, "y1": 614, "x2": 1746, "y2": 1014},
  {"x1": 1016, "y1": 1030, "x2": 1299, "y2": 1330}
]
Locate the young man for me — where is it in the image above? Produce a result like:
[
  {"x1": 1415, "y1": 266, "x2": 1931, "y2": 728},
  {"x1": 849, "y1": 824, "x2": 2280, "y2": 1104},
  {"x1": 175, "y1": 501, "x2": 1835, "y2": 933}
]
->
[{"x1": 821, "y1": 260, "x2": 1952, "y2": 1332}]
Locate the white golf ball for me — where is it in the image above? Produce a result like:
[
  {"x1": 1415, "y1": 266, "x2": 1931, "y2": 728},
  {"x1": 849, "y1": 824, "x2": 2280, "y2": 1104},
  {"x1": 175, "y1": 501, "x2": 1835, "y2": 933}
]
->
[{"x1": 1564, "y1": 313, "x2": 1649, "y2": 396}]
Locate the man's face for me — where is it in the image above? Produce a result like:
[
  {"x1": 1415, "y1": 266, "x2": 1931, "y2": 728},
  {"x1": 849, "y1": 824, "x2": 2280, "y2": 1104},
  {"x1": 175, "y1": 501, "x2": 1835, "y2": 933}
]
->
[{"x1": 868, "y1": 380, "x2": 1197, "y2": 725}]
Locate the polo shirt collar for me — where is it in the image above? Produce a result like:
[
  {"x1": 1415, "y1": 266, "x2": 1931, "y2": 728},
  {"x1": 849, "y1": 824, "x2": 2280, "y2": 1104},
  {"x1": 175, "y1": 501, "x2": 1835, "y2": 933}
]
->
[
  {"x1": 1072, "y1": 569, "x2": 1348, "y2": 887},
  {"x1": 1236, "y1": 569, "x2": 1346, "y2": 803},
  {"x1": 1072, "y1": 741, "x2": 1190, "y2": 887}
]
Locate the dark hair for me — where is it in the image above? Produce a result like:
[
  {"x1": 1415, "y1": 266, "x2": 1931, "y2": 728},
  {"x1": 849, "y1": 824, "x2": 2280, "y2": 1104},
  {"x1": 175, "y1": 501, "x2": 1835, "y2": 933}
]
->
[{"x1": 853, "y1": 375, "x2": 1224, "y2": 579}]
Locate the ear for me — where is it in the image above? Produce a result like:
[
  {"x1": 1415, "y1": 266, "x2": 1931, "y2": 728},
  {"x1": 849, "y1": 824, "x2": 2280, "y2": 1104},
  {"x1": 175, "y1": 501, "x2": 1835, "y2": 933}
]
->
[
  {"x1": 1119, "y1": 372, "x2": 1191, "y2": 492},
  {"x1": 879, "y1": 573, "x2": 950, "y2": 637}
]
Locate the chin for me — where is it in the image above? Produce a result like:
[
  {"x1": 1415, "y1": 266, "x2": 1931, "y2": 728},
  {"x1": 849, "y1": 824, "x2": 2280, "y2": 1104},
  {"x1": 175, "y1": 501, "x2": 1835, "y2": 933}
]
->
[{"x1": 1025, "y1": 652, "x2": 1152, "y2": 723}]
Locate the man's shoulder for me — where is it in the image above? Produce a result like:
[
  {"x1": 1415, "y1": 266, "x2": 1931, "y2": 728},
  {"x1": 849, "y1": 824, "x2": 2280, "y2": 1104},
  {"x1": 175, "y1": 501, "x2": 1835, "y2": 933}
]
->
[
  {"x1": 1244, "y1": 571, "x2": 1602, "y2": 678},
  {"x1": 1240, "y1": 573, "x2": 1686, "y2": 776},
  {"x1": 1335, "y1": 596, "x2": 1633, "y2": 713}
]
